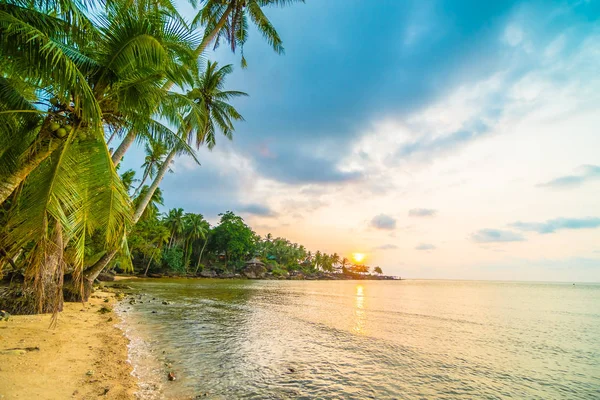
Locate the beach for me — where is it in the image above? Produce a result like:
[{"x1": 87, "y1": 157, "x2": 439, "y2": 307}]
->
[{"x1": 0, "y1": 290, "x2": 135, "y2": 400}]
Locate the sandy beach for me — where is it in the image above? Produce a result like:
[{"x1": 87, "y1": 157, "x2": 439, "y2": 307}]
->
[{"x1": 0, "y1": 290, "x2": 135, "y2": 400}]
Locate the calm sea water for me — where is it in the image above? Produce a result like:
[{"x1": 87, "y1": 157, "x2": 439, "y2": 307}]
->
[{"x1": 116, "y1": 279, "x2": 600, "y2": 399}]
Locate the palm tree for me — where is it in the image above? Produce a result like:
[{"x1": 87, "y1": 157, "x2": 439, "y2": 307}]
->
[
  {"x1": 164, "y1": 208, "x2": 185, "y2": 248},
  {"x1": 193, "y1": 0, "x2": 305, "y2": 65},
  {"x1": 133, "y1": 186, "x2": 164, "y2": 222},
  {"x1": 132, "y1": 61, "x2": 247, "y2": 223},
  {"x1": 134, "y1": 140, "x2": 169, "y2": 196},
  {"x1": 0, "y1": 0, "x2": 199, "y2": 308},
  {"x1": 110, "y1": 0, "x2": 303, "y2": 169},
  {"x1": 182, "y1": 213, "x2": 209, "y2": 271}
]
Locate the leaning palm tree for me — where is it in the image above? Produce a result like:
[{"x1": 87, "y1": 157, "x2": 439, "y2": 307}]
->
[
  {"x1": 110, "y1": 0, "x2": 303, "y2": 166},
  {"x1": 133, "y1": 61, "x2": 247, "y2": 223},
  {"x1": 133, "y1": 186, "x2": 164, "y2": 222},
  {"x1": 0, "y1": 0, "x2": 199, "y2": 310},
  {"x1": 134, "y1": 140, "x2": 169, "y2": 196}
]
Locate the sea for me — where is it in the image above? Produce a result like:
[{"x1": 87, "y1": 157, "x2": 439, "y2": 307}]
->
[{"x1": 115, "y1": 279, "x2": 600, "y2": 399}]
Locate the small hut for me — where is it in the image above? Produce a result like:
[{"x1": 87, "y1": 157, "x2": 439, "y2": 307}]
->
[
  {"x1": 243, "y1": 257, "x2": 266, "y2": 279},
  {"x1": 245, "y1": 257, "x2": 265, "y2": 268}
]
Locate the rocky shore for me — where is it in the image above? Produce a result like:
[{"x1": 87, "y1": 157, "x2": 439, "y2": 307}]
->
[{"x1": 100, "y1": 269, "x2": 399, "y2": 281}]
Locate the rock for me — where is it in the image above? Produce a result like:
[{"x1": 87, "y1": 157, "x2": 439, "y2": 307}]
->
[
  {"x1": 107, "y1": 317, "x2": 113, "y2": 322},
  {"x1": 288, "y1": 367, "x2": 295, "y2": 373},
  {"x1": 0, "y1": 310, "x2": 11, "y2": 321},
  {"x1": 151, "y1": 311, "x2": 157, "y2": 314},
  {"x1": 167, "y1": 372, "x2": 176, "y2": 381},
  {"x1": 242, "y1": 265, "x2": 267, "y2": 279},
  {"x1": 101, "y1": 387, "x2": 110, "y2": 396},
  {"x1": 162, "y1": 301, "x2": 170, "y2": 305},
  {"x1": 97, "y1": 272, "x2": 115, "y2": 282},
  {"x1": 108, "y1": 284, "x2": 133, "y2": 290},
  {"x1": 98, "y1": 306, "x2": 112, "y2": 314},
  {"x1": 199, "y1": 269, "x2": 217, "y2": 278}
]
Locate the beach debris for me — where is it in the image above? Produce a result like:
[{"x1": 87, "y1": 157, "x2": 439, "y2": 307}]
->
[
  {"x1": 101, "y1": 386, "x2": 110, "y2": 396},
  {"x1": 168, "y1": 371, "x2": 176, "y2": 381},
  {"x1": 98, "y1": 306, "x2": 112, "y2": 314},
  {"x1": 287, "y1": 367, "x2": 296, "y2": 373},
  {"x1": 0, "y1": 310, "x2": 10, "y2": 321},
  {"x1": 104, "y1": 298, "x2": 110, "y2": 303},
  {"x1": 86, "y1": 370, "x2": 94, "y2": 376},
  {"x1": 107, "y1": 317, "x2": 113, "y2": 322},
  {"x1": 151, "y1": 310, "x2": 157, "y2": 313},
  {"x1": 0, "y1": 347, "x2": 38, "y2": 355},
  {"x1": 162, "y1": 301, "x2": 170, "y2": 305}
]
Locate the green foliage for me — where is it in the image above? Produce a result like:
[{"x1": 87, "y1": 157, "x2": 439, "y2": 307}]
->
[
  {"x1": 162, "y1": 246, "x2": 185, "y2": 273},
  {"x1": 210, "y1": 211, "x2": 256, "y2": 268}
]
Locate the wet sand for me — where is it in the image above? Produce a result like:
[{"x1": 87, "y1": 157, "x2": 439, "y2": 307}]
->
[{"x1": 0, "y1": 290, "x2": 135, "y2": 400}]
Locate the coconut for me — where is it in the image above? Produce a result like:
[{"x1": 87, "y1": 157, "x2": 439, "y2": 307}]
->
[
  {"x1": 55, "y1": 128, "x2": 67, "y2": 138},
  {"x1": 63, "y1": 124, "x2": 72, "y2": 131},
  {"x1": 49, "y1": 122, "x2": 61, "y2": 131}
]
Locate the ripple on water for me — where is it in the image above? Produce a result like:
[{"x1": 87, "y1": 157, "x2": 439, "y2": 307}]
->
[{"x1": 117, "y1": 279, "x2": 600, "y2": 400}]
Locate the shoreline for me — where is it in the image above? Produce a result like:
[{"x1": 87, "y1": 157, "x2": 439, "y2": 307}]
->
[{"x1": 0, "y1": 290, "x2": 136, "y2": 400}]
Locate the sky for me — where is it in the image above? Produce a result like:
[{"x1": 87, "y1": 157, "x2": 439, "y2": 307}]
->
[{"x1": 121, "y1": 0, "x2": 600, "y2": 282}]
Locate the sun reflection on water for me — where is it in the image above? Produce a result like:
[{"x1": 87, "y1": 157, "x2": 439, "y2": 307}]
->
[{"x1": 354, "y1": 285, "x2": 365, "y2": 334}]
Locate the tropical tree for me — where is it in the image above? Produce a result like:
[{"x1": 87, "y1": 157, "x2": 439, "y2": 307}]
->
[
  {"x1": 182, "y1": 213, "x2": 210, "y2": 271},
  {"x1": 132, "y1": 61, "x2": 247, "y2": 223},
  {"x1": 210, "y1": 211, "x2": 256, "y2": 268},
  {"x1": 0, "y1": 0, "x2": 199, "y2": 309},
  {"x1": 110, "y1": 0, "x2": 303, "y2": 165},
  {"x1": 373, "y1": 266, "x2": 383, "y2": 275},
  {"x1": 134, "y1": 140, "x2": 169, "y2": 196},
  {"x1": 164, "y1": 208, "x2": 185, "y2": 248}
]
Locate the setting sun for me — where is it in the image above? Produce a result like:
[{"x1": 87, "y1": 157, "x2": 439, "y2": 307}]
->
[{"x1": 352, "y1": 253, "x2": 365, "y2": 263}]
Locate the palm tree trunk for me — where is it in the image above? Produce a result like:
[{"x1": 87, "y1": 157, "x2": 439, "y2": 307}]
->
[
  {"x1": 133, "y1": 169, "x2": 150, "y2": 197},
  {"x1": 132, "y1": 149, "x2": 176, "y2": 223},
  {"x1": 106, "y1": 130, "x2": 118, "y2": 146},
  {"x1": 194, "y1": 238, "x2": 208, "y2": 275},
  {"x1": 143, "y1": 253, "x2": 155, "y2": 276},
  {"x1": 0, "y1": 139, "x2": 62, "y2": 205},
  {"x1": 77, "y1": 249, "x2": 118, "y2": 301},
  {"x1": 111, "y1": 130, "x2": 136, "y2": 166}
]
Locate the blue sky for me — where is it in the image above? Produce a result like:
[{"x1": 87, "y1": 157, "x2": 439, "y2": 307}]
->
[{"x1": 121, "y1": 0, "x2": 600, "y2": 281}]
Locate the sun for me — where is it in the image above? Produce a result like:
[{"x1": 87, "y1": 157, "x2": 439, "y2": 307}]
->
[{"x1": 352, "y1": 253, "x2": 365, "y2": 263}]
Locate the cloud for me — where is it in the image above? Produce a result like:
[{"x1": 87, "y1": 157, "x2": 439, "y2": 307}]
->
[
  {"x1": 395, "y1": 118, "x2": 495, "y2": 161},
  {"x1": 415, "y1": 243, "x2": 436, "y2": 251},
  {"x1": 511, "y1": 217, "x2": 600, "y2": 234},
  {"x1": 471, "y1": 229, "x2": 525, "y2": 243},
  {"x1": 375, "y1": 244, "x2": 399, "y2": 250},
  {"x1": 409, "y1": 208, "x2": 437, "y2": 217},
  {"x1": 237, "y1": 204, "x2": 278, "y2": 217},
  {"x1": 370, "y1": 214, "x2": 397, "y2": 230},
  {"x1": 538, "y1": 165, "x2": 600, "y2": 188}
]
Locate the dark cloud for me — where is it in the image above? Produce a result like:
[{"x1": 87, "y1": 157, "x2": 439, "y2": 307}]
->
[
  {"x1": 471, "y1": 229, "x2": 525, "y2": 243},
  {"x1": 237, "y1": 204, "x2": 278, "y2": 217},
  {"x1": 212, "y1": 0, "x2": 532, "y2": 184},
  {"x1": 252, "y1": 146, "x2": 363, "y2": 184},
  {"x1": 409, "y1": 208, "x2": 437, "y2": 217},
  {"x1": 415, "y1": 243, "x2": 436, "y2": 250},
  {"x1": 375, "y1": 244, "x2": 399, "y2": 250},
  {"x1": 538, "y1": 165, "x2": 600, "y2": 188},
  {"x1": 371, "y1": 214, "x2": 397, "y2": 230},
  {"x1": 511, "y1": 217, "x2": 600, "y2": 234}
]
